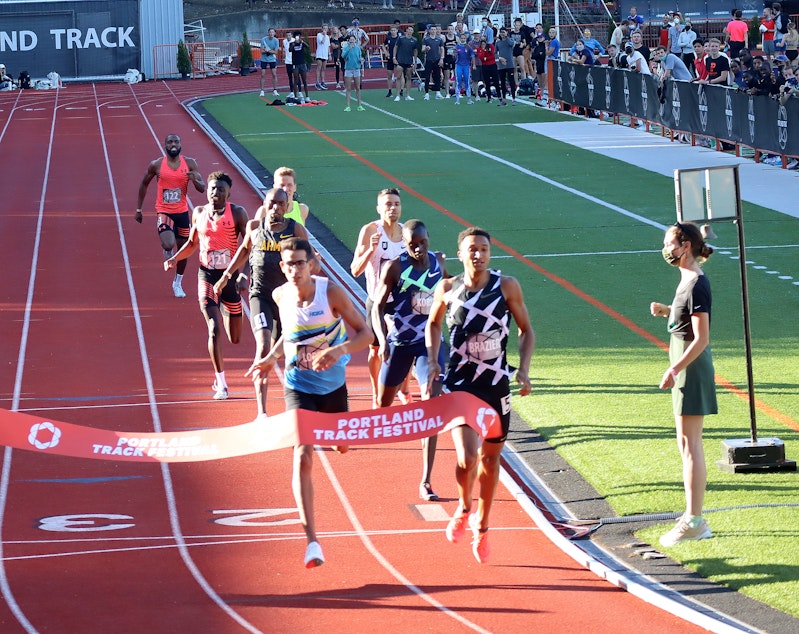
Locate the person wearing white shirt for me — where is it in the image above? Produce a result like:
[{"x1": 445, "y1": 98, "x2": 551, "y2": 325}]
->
[{"x1": 315, "y1": 24, "x2": 331, "y2": 90}]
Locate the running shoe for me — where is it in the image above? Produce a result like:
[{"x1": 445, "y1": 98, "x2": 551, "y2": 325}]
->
[
  {"x1": 659, "y1": 517, "x2": 712, "y2": 547},
  {"x1": 344, "y1": 106, "x2": 351, "y2": 112},
  {"x1": 357, "y1": 105, "x2": 365, "y2": 111},
  {"x1": 787, "y1": 159, "x2": 799, "y2": 169},
  {"x1": 259, "y1": 90, "x2": 265, "y2": 97},
  {"x1": 436, "y1": 91, "x2": 444, "y2": 99},
  {"x1": 335, "y1": 82, "x2": 342, "y2": 89},
  {"x1": 394, "y1": 95, "x2": 401, "y2": 102},
  {"x1": 314, "y1": 82, "x2": 321, "y2": 90},
  {"x1": 211, "y1": 381, "x2": 228, "y2": 401},
  {"x1": 446, "y1": 514, "x2": 468, "y2": 543},
  {"x1": 321, "y1": 82, "x2": 328, "y2": 90},
  {"x1": 273, "y1": 89, "x2": 280, "y2": 96},
  {"x1": 386, "y1": 90, "x2": 392, "y2": 97},
  {"x1": 305, "y1": 541, "x2": 325, "y2": 568},
  {"x1": 405, "y1": 95, "x2": 414, "y2": 101},
  {"x1": 423, "y1": 93, "x2": 430, "y2": 100},
  {"x1": 419, "y1": 482, "x2": 439, "y2": 501},
  {"x1": 467, "y1": 99, "x2": 473, "y2": 104},
  {"x1": 469, "y1": 513, "x2": 490, "y2": 563},
  {"x1": 172, "y1": 280, "x2": 186, "y2": 298}
]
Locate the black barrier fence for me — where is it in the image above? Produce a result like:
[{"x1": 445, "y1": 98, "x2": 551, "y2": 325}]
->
[
  {"x1": 550, "y1": 61, "x2": 799, "y2": 158},
  {"x1": 0, "y1": 0, "x2": 140, "y2": 79}
]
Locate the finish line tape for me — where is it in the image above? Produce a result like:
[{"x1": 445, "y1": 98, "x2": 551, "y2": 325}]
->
[{"x1": 0, "y1": 392, "x2": 499, "y2": 463}]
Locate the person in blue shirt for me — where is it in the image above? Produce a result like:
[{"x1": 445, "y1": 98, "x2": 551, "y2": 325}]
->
[
  {"x1": 454, "y1": 32, "x2": 476, "y2": 104},
  {"x1": 569, "y1": 29, "x2": 605, "y2": 56},
  {"x1": 341, "y1": 34, "x2": 365, "y2": 111},
  {"x1": 628, "y1": 6, "x2": 645, "y2": 33},
  {"x1": 547, "y1": 27, "x2": 560, "y2": 60},
  {"x1": 259, "y1": 28, "x2": 281, "y2": 97}
]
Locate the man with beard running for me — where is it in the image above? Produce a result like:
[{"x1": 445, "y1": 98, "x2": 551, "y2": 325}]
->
[
  {"x1": 215, "y1": 188, "x2": 308, "y2": 415},
  {"x1": 137, "y1": 133, "x2": 205, "y2": 298}
]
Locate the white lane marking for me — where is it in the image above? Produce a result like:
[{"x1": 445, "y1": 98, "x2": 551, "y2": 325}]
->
[{"x1": 318, "y1": 449, "x2": 493, "y2": 634}]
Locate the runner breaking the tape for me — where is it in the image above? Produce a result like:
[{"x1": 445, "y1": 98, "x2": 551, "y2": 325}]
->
[
  {"x1": 245, "y1": 237, "x2": 371, "y2": 569},
  {"x1": 425, "y1": 227, "x2": 535, "y2": 564},
  {"x1": 136, "y1": 133, "x2": 205, "y2": 298}
]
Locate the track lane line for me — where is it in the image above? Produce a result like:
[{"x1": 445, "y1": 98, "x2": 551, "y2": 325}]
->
[{"x1": 0, "y1": 86, "x2": 61, "y2": 634}]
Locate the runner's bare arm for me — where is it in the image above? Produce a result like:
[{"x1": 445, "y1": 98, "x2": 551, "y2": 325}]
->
[
  {"x1": 135, "y1": 159, "x2": 160, "y2": 222},
  {"x1": 350, "y1": 223, "x2": 378, "y2": 277},
  {"x1": 164, "y1": 207, "x2": 201, "y2": 270},
  {"x1": 425, "y1": 278, "x2": 451, "y2": 393},
  {"x1": 214, "y1": 221, "x2": 256, "y2": 296},
  {"x1": 372, "y1": 259, "x2": 400, "y2": 360},
  {"x1": 501, "y1": 275, "x2": 534, "y2": 396},
  {"x1": 185, "y1": 158, "x2": 206, "y2": 193}
]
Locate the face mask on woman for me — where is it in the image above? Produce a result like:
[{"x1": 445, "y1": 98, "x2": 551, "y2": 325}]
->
[{"x1": 662, "y1": 245, "x2": 685, "y2": 266}]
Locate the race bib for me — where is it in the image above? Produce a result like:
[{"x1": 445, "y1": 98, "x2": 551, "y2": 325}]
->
[
  {"x1": 161, "y1": 188, "x2": 182, "y2": 205},
  {"x1": 411, "y1": 289, "x2": 434, "y2": 315},
  {"x1": 207, "y1": 249, "x2": 231, "y2": 269},
  {"x1": 296, "y1": 341, "x2": 330, "y2": 371},
  {"x1": 465, "y1": 330, "x2": 502, "y2": 362}
]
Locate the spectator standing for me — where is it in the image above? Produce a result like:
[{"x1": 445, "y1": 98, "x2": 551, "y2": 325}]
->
[
  {"x1": 476, "y1": 36, "x2": 501, "y2": 103},
  {"x1": 393, "y1": 26, "x2": 418, "y2": 102},
  {"x1": 610, "y1": 20, "x2": 630, "y2": 49},
  {"x1": 627, "y1": 6, "x2": 645, "y2": 34},
  {"x1": 283, "y1": 32, "x2": 296, "y2": 98},
  {"x1": 382, "y1": 24, "x2": 401, "y2": 98},
  {"x1": 782, "y1": 21, "x2": 799, "y2": 62},
  {"x1": 315, "y1": 24, "x2": 331, "y2": 90},
  {"x1": 723, "y1": 10, "x2": 749, "y2": 60},
  {"x1": 454, "y1": 31, "x2": 475, "y2": 104},
  {"x1": 531, "y1": 32, "x2": 548, "y2": 98},
  {"x1": 631, "y1": 30, "x2": 651, "y2": 63},
  {"x1": 0, "y1": 64, "x2": 13, "y2": 90},
  {"x1": 422, "y1": 25, "x2": 445, "y2": 100},
  {"x1": 773, "y1": 2, "x2": 789, "y2": 49},
  {"x1": 495, "y1": 27, "x2": 517, "y2": 105},
  {"x1": 330, "y1": 26, "x2": 343, "y2": 89},
  {"x1": 547, "y1": 27, "x2": 561, "y2": 61},
  {"x1": 442, "y1": 24, "x2": 458, "y2": 98},
  {"x1": 480, "y1": 16, "x2": 495, "y2": 45},
  {"x1": 259, "y1": 28, "x2": 281, "y2": 97},
  {"x1": 697, "y1": 38, "x2": 730, "y2": 85},
  {"x1": 341, "y1": 34, "x2": 364, "y2": 111},
  {"x1": 678, "y1": 22, "x2": 698, "y2": 74},
  {"x1": 667, "y1": 14, "x2": 684, "y2": 55},
  {"x1": 761, "y1": 8, "x2": 777, "y2": 61},
  {"x1": 691, "y1": 39, "x2": 707, "y2": 81}
]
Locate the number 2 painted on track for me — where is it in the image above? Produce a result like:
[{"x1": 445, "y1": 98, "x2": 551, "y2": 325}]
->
[{"x1": 36, "y1": 509, "x2": 300, "y2": 532}]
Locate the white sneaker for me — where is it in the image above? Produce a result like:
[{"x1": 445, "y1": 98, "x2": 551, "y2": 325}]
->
[
  {"x1": 273, "y1": 89, "x2": 279, "y2": 96},
  {"x1": 172, "y1": 280, "x2": 186, "y2": 298},
  {"x1": 212, "y1": 381, "x2": 228, "y2": 401},
  {"x1": 394, "y1": 95, "x2": 400, "y2": 102},
  {"x1": 259, "y1": 90, "x2": 265, "y2": 97},
  {"x1": 305, "y1": 541, "x2": 325, "y2": 568},
  {"x1": 659, "y1": 517, "x2": 712, "y2": 547},
  {"x1": 405, "y1": 95, "x2": 414, "y2": 101},
  {"x1": 424, "y1": 93, "x2": 430, "y2": 100},
  {"x1": 288, "y1": 92, "x2": 295, "y2": 99},
  {"x1": 436, "y1": 91, "x2": 444, "y2": 99}
]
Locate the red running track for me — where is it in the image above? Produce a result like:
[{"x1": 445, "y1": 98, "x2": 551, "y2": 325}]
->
[{"x1": 0, "y1": 79, "x2": 704, "y2": 633}]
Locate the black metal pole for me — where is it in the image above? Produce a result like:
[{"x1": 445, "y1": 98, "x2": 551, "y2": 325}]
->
[{"x1": 733, "y1": 196, "x2": 758, "y2": 443}]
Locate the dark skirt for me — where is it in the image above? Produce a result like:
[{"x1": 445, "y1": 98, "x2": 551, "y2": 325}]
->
[{"x1": 669, "y1": 335, "x2": 718, "y2": 417}]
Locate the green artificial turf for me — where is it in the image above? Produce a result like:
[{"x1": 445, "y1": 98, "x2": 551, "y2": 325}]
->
[{"x1": 201, "y1": 87, "x2": 799, "y2": 618}]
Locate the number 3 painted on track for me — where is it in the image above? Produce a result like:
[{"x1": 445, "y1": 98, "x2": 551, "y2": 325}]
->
[{"x1": 38, "y1": 514, "x2": 135, "y2": 532}]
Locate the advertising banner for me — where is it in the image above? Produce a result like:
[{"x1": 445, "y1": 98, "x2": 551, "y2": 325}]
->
[
  {"x1": 0, "y1": 0, "x2": 140, "y2": 79},
  {"x1": 551, "y1": 61, "x2": 799, "y2": 157}
]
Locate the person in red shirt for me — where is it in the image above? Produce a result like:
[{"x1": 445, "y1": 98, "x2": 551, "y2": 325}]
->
[
  {"x1": 761, "y1": 7, "x2": 777, "y2": 60},
  {"x1": 475, "y1": 37, "x2": 501, "y2": 104},
  {"x1": 165, "y1": 172, "x2": 249, "y2": 400},
  {"x1": 136, "y1": 134, "x2": 205, "y2": 298},
  {"x1": 690, "y1": 39, "x2": 708, "y2": 81}
]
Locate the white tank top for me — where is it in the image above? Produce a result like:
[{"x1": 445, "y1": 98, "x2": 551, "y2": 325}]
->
[{"x1": 365, "y1": 221, "x2": 405, "y2": 294}]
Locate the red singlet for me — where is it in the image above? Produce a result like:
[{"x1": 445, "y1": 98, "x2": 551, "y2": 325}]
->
[
  {"x1": 198, "y1": 203, "x2": 239, "y2": 270},
  {"x1": 155, "y1": 156, "x2": 190, "y2": 214}
]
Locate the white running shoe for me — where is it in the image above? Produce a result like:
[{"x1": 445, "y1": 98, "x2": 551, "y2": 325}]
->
[
  {"x1": 172, "y1": 280, "x2": 186, "y2": 298},
  {"x1": 212, "y1": 381, "x2": 228, "y2": 401},
  {"x1": 305, "y1": 541, "x2": 325, "y2": 568},
  {"x1": 424, "y1": 93, "x2": 430, "y2": 100},
  {"x1": 405, "y1": 95, "x2": 414, "y2": 101},
  {"x1": 394, "y1": 95, "x2": 400, "y2": 102},
  {"x1": 259, "y1": 90, "x2": 265, "y2": 97},
  {"x1": 272, "y1": 89, "x2": 279, "y2": 96},
  {"x1": 436, "y1": 91, "x2": 444, "y2": 99},
  {"x1": 659, "y1": 517, "x2": 712, "y2": 547}
]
